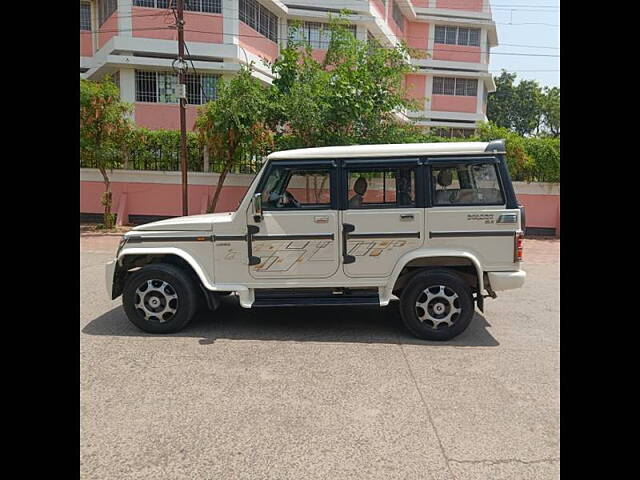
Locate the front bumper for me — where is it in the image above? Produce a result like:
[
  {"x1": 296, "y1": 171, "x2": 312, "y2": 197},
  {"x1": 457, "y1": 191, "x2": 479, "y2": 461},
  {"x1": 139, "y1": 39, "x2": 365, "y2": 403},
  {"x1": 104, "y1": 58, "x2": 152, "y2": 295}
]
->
[
  {"x1": 487, "y1": 270, "x2": 526, "y2": 291},
  {"x1": 105, "y1": 260, "x2": 116, "y2": 299}
]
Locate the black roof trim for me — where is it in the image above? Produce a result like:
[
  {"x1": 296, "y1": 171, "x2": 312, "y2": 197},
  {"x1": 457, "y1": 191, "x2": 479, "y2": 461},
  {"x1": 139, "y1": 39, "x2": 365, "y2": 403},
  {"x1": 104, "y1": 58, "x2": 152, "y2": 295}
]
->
[{"x1": 485, "y1": 139, "x2": 506, "y2": 153}]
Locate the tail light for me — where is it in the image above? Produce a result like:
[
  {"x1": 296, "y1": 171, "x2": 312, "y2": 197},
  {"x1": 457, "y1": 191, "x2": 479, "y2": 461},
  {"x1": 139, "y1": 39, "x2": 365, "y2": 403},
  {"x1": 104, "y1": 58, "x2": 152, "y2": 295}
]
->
[{"x1": 514, "y1": 232, "x2": 524, "y2": 262}]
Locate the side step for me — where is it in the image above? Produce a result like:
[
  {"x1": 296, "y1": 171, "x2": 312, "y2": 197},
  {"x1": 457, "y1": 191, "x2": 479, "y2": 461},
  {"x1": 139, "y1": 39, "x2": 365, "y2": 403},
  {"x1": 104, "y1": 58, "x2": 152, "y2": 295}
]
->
[{"x1": 252, "y1": 288, "x2": 380, "y2": 308}]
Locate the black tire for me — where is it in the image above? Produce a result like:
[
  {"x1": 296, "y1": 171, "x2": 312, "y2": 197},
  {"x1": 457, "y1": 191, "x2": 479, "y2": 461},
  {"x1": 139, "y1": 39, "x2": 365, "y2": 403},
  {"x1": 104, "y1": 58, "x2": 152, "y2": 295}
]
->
[
  {"x1": 399, "y1": 269, "x2": 474, "y2": 341},
  {"x1": 122, "y1": 263, "x2": 200, "y2": 334}
]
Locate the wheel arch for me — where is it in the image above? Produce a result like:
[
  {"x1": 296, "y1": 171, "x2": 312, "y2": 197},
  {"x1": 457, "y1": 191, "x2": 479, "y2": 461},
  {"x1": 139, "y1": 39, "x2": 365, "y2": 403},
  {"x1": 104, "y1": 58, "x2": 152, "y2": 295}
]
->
[
  {"x1": 382, "y1": 249, "x2": 484, "y2": 304},
  {"x1": 111, "y1": 247, "x2": 214, "y2": 299}
]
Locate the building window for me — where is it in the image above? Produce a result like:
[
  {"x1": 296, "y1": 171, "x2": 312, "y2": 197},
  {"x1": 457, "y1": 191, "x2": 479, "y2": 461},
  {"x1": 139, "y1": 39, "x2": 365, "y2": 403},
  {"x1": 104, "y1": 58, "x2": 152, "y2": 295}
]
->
[
  {"x1": 433, "y1": 77, "x2": 478, "y2": 96},
  {"x1": 434, "y1": 25, "x2": 481, "y2": 47},
  {"x1": 135, "y1": 70, "x2": 218, "y2": 105},
  {"x1": 80, "y1": 3, "x2": 91, "y2": 31},
  {"x1": 239, "y1": 0, "x2": 278, "y2": 43},
  {"x1": 434, "y1": 127, "x2": 476, "y2": 138},
  {"x1": 98, "y1": 0, "x2": 117, "y2": 27},
  {"x1": 288, "y1": 21, "x2": 356, "y2": 49},
  {"x1": 392, "y1": 2, "x2": 404, "y2": 31},
  {"x1": 134, "y1": 0, "x2": 221, "y2": 12}
]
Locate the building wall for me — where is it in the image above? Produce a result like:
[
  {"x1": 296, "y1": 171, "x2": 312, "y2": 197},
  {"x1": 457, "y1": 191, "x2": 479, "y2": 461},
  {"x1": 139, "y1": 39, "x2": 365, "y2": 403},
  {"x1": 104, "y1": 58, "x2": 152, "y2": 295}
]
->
[
  {"x1": 436, "y1": 0, "x2": 484, "y2": 11},
  {"x1": 80, "y1": 31, "x2": 93, "y2": 57},
  {"x1": 238, "y1": 22, "x2": 279, "y2": 62},
  {"x1": 82, "y1": 0, "x2": 496, "y2": 133},
  {"x1": 131, "y1": 7, "x2": 224, "y2": 43},
  {"x1": 134, "y1": 103, "x2": 201, "y2": 131},
  {"x1": 431, "y1": 94, "x2": 477, "y2": 113},
  {"x1": 98, "y1": 12, "x2": 118, "y2": 49}
]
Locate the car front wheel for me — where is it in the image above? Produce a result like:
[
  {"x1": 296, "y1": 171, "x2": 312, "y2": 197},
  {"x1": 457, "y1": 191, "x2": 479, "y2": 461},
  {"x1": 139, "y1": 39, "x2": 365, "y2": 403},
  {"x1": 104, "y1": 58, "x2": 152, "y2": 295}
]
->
[
  {"x1": 399, "y1": 269, "x2": 474, "y2": 341},
  {"x1": 122, "y1": 263, "x2": 199, "y2": 334}
]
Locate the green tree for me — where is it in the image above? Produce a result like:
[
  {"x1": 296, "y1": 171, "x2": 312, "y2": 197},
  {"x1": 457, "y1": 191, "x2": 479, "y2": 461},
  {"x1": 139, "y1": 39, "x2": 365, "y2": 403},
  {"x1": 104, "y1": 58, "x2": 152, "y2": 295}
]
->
[
  {"x1": 487, "y1": 70, "x2": 544, "y2": 136},
  {"x1": 540, "y1": 86, "x2": 560, "y2": 137},
  {"x1": 195, "y1": 67, "x2": 274, "y2": 213},
  {"x1": 80, "y1": 77, "x2": 132, "y2": 228},
  {"x1": 269, "y1": 15, "x2": 419, "y2": 148}
]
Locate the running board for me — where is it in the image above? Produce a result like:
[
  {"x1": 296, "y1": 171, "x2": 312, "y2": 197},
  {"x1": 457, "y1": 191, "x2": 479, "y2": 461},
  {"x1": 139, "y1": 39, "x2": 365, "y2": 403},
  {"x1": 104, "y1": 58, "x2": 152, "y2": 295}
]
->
[{"x1": 253, "y1": 289, "x2": 380, "y2": 307}]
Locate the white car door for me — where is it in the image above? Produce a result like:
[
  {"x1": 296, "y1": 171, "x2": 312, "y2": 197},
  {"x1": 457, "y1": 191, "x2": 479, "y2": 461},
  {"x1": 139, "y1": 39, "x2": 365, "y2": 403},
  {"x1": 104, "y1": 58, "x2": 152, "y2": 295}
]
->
[
  {"x1": 341, "y1": 159, "x2": 425, "y2": 278},
  {"x1": 246, "y1": 160, "x2": 340, "y2": 280}
]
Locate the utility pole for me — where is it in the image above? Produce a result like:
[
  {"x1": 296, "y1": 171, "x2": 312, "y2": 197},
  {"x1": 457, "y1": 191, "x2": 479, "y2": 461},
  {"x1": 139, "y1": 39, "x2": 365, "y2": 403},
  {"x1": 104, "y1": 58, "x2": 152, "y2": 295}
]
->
[{"x1": 176, "y1": 0, "x2": 188, "y2": 216}]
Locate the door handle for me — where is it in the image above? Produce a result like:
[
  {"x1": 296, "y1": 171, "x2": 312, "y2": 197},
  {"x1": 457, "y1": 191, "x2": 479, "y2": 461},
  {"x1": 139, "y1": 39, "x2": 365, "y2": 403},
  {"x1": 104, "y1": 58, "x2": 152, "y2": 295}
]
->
[
  {"x1": 400, "y1": 214, "x2": 414, "y2": 221},
  {"x1": 342, "y1": 224, "x2": 355, "y2": 264},
  {"x1": 314, "y1": 216, "x2": 329, "y2": 224}
]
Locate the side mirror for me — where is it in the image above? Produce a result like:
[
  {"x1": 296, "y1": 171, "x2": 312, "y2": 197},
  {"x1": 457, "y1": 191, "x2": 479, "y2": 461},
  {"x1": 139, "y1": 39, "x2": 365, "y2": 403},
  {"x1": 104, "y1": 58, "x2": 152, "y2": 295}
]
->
[{"x1": 252, "y1": 193, "x2": 262, "y2": 222}]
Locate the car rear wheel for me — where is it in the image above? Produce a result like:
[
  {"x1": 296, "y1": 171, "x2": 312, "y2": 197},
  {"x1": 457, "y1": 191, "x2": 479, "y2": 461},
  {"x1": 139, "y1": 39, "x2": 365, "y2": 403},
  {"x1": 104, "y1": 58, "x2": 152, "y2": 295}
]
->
[
  {"x1": 122, "y1": 263, "x2": 199, "y2": 334},
  {"x1": 399, "y1": 269, "x2": 474, "y2": 341}
]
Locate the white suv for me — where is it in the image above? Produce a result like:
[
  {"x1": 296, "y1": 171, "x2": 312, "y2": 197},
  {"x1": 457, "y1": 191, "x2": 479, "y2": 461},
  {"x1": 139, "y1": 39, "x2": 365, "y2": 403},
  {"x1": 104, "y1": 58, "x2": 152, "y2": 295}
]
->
[{"x1": 106, "y1": 140, "x2": 526, "y2": 341}]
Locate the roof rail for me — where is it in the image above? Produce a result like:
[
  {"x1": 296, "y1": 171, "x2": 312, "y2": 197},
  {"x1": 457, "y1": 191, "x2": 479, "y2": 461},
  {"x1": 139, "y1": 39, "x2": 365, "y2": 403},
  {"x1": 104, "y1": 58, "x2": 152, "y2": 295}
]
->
[{"x1": 485, "y1": 139, "x2": 506, "y2": 153}]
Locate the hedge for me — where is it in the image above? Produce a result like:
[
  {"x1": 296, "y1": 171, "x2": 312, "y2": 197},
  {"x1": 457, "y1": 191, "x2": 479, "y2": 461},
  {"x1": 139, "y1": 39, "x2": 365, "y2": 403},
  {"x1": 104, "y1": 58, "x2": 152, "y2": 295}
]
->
[{"x1": 80, "y1": 123, "x2": 559, "y2": 182}]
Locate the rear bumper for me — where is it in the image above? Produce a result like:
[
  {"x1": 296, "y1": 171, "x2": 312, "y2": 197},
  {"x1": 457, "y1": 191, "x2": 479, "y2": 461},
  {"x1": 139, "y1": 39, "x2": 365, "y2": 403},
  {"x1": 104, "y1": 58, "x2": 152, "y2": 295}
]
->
[
  {"x1": 105, "y1": 260, "x2": 116, "y2": 299},
  {"x1": 487, "y1": 270, "x2": 526, "y2": 291}
]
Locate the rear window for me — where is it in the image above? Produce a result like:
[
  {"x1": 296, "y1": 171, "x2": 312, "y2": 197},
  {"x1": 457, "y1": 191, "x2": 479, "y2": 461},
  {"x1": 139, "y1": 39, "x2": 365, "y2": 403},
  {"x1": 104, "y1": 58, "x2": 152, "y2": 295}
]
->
[{"x1": 431, "y1": 163, "x2": 504, "y2": 206}]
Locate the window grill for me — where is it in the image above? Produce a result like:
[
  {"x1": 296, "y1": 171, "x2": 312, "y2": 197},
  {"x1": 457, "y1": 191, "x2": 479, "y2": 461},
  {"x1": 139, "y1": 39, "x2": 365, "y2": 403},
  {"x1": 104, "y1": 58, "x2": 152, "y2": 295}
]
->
[
  {"x1": 136, "y1": 71, "x2": 158, "y2": 103},
  {"x1": 135, "y1": 0, "x2": 221, "y2": 12},
  {"x1": 392, "y1": 2, "x2": 404, "y2": 31},
  {"x1": 80, "y1": 3, "x2": 91, "y2": 31},
  {"x1": 434, "y1": 25, "x2": 481, "y2": 47},
  {"x1": 240, "y1": 0, "x2": 278, "y2": 43},
  {"x1": 136, "y1": 70, "x2": 218, "y2": 105},
  {"x1": 98, "y1": 0, "x2": 117, "y2": 27},
  {"x1": 288, "y1": 21, "x2": 356, "y2": 49},
  {"x1": 433, "y1": 77, "x2": 478, "y2": 97},
  {"x1": 134, "y1": 0, "x2": 156, "y2": 7}
]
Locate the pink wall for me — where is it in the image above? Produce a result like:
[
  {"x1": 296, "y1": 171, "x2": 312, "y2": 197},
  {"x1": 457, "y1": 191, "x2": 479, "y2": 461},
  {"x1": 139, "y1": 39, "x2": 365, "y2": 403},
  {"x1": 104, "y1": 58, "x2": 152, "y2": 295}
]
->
[
  {"x1": 405, "y1": 74, "x2": 426, "y2": 104},
  {"x1": 406, "y1": 22, "x2": 428, "y2": 50},
  {"x1": 132, "y1": 7, "x2": 223, "y2": 43},
  {"x1": 135, "y1": 103, "x2": 201, "y2": 131},
  {"x1": 239, "y1": 23, "x2": 279, "y2": 62},
  {"x1": 431, "y1": 94, "x2": 477, "y2": 113},
  {"x1": 433, "y1": 44, "x2": 481, "y2": 63},
  {"x1": 80, "y1": 31, "x2": 93, "y2": 56},
  {"x1": 81, "y1": 181, "x2": 249, "y2": 218},
  {"x1": 412, "y1": 0, "x2": 430, "y2": 7},
  {"x1": 436, "y1": 0, "x2": 483, "y2": 11},
  {"x1": 516, "y1": 194, "x2": 560, "y2": 232},
  {"x1": 98, "y1": 13, "x2": 118, "y2": 50},
  {"x1": 370, "y1": 0, "x2": 385, "y2": 18}
]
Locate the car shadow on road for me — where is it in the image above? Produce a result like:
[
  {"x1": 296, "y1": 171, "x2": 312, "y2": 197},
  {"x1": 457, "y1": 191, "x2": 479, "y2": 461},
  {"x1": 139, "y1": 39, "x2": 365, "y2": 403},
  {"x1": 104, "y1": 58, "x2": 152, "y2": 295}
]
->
[{"x1": 83, "y1": 296, "x2": 499, "y2": 347}]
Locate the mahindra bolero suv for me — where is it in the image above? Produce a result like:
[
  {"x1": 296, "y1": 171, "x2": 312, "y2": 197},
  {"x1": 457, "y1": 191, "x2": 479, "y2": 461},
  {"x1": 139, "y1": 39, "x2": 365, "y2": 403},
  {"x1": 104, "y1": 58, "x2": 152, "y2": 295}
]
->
[{"x1": 106, "y1": 140, "x2": 526, "y2": 341}]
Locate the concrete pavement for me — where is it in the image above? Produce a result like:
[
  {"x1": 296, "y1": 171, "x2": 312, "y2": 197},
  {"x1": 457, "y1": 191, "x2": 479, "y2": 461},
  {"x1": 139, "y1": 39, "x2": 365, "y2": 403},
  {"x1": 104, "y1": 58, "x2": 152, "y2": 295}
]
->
[{"x1": 80, "y1": 235, "x2": 559, "y2": 479}]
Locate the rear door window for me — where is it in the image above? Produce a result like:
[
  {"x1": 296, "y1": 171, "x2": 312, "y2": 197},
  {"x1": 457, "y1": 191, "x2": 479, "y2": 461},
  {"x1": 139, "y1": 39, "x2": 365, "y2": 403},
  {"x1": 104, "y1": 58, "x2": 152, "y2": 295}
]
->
[{"x1": 431, "y1": 162, "x2": 504, "y2": 206}]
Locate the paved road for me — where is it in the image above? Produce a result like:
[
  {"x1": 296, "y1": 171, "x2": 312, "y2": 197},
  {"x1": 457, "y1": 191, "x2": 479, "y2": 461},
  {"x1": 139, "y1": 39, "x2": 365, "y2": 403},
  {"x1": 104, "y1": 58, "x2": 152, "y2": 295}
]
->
[{"x1": 80, "y1": 234, "x2": 559, "y2": 480}]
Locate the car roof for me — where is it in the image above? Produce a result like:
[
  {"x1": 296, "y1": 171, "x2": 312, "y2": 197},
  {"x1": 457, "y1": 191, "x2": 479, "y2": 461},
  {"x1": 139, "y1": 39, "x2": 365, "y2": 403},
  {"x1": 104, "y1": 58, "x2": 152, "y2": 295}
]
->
[{"x1": 267, "y1": 141, "x2": 502, "y2": 160}]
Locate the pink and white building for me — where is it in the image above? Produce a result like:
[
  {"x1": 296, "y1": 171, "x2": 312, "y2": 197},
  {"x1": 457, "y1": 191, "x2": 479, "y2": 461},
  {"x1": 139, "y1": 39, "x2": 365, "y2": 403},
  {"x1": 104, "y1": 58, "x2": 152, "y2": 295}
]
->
[{"x1": 80, "y1": 0, "x2": 497, "y2": 136}]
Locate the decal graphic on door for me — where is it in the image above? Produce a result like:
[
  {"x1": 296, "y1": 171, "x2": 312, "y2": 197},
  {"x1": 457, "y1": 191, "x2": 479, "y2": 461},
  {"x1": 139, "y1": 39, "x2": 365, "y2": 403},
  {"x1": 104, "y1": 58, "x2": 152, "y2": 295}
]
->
[{"x1": 252, "y1": 240, "x2": 334, "y2": 272}]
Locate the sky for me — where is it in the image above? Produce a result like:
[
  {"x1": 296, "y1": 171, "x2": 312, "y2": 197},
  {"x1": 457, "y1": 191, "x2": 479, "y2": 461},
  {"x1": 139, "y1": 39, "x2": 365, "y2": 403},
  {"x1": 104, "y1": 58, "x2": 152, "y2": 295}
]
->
[{"x1": 488, "y1": 0, "x2": 560, "y2": 88}]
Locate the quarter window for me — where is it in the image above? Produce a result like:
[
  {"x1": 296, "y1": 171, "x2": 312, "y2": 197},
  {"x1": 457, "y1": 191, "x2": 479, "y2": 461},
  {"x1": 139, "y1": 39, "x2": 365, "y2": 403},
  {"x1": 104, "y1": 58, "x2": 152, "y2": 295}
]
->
[
  {"x1": 434, "y1": 25, "x2": 481, "y2": 47},
  {"x1": 347, "y1": 167, "x2": 416, "y2": 209},
  {"x1": 261, "y1": 167, "x2": 332, "y2": 210},
  {"x1": 431, "y1": 163, "x2": 504, "y2": 205}
]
